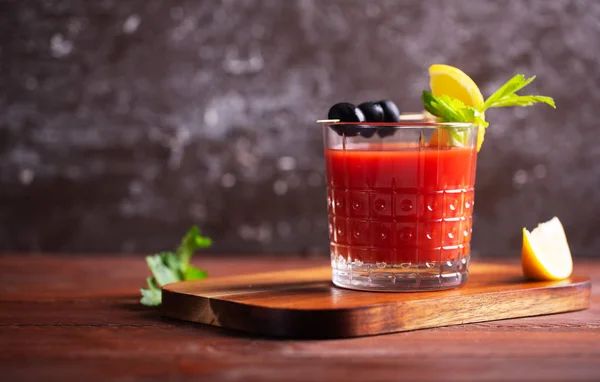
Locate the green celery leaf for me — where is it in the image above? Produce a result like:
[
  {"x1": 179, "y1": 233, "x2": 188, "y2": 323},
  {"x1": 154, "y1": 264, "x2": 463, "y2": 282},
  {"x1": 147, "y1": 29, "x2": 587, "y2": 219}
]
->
[
  {"x1": 483, "y1": 74, "x2": 535, "y2": 110},
  {"x1": 195, "y1": 236, "x2": 212, "y2": 248},
  {"x1": 422, "y1": 91, "x2": 482, "y2": 146},
  {"x1": 140, "y1": 288, "x2": 161, "y2": 306},
  {"x1": 422, "y1": 91, "x2": 478, "y2": 122},
  {"x1": 183, "y1": 264, "x2": 208, "y2": 281},
  {"x1": 140, "y1": 277, "x2": 162, "y2": 306},
  {"x1": 146, "y1": 253, "x2": 180, "y2": 286},
  {"x1": 484, "y1": 95, "x2": 555, "y2": 109},
  {"x1": 473, "y1": 115, "x2": 489, "y2": 128},
  {"x1": 483, "y1": 74, "x2": 555, "y2": 111},
  {"x1": 447, "y1": 128, "x2": 469, "y2": 147},
  {"x1": 177, "y1": 225, "x2": 212, "y2": 269},
  {"x1": 422, "y1": 71, "x2": 554, "y2": 152},
  {"x1": 141, "y1": 226, "x2": 212, "y2": 306},
  {"x1": 423, "y1": 91, "x2": 462, "y2": 121},
  {"x1": 178, "y1": 226, "x2": 200, "y2": 267},
  {"x1": 160, "y1": 251, "x2": 181, "y2": 271}
]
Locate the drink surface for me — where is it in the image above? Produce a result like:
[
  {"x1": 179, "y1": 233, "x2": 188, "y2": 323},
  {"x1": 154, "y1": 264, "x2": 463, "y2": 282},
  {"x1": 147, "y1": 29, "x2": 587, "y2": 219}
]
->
[{"x1": 325, "y1": 145, "x2": 477, "y2": 264}]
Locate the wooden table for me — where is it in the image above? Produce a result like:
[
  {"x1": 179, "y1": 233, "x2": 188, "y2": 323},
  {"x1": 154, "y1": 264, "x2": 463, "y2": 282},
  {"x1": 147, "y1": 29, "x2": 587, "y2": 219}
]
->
[{"x1": 1, "y1": 255, "x2": 599, "y2": 382}]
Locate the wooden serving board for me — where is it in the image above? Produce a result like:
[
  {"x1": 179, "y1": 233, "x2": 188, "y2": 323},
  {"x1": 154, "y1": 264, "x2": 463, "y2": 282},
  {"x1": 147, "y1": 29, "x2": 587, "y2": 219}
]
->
[{"x1": 161, "y1": 263, "x2": 590, "y2": 338}]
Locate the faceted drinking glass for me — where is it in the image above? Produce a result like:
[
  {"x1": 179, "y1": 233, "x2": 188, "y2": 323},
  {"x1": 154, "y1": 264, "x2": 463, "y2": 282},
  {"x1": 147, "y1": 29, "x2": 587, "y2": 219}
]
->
[{"x1": 323, "y1": 120, "x2": 478, "y2": 291}]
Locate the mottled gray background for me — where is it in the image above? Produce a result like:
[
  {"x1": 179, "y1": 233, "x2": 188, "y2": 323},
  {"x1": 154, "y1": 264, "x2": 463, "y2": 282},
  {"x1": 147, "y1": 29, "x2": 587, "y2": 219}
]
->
[{"x1": 1, "y1": 0, "x2": 599, "y2": 257}]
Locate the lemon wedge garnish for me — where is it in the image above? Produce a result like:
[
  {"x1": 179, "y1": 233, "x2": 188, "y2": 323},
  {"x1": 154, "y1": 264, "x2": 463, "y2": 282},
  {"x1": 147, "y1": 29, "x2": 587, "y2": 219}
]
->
[
  {"x1": 429, "y1": 64, "x2": 484, "y2": 108},
  {"x1": 522, "y1": 217, "x2": 573, "y2": 281},
  {"x1": 428, "y1": 64, "x2": 486, "y2": 150}
]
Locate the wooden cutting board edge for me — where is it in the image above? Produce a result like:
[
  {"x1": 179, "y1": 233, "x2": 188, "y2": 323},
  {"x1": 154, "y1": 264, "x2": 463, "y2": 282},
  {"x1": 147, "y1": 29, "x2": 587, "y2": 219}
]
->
[{"x1": 161, "y1": 266, "x2": 591, "y2": 339}]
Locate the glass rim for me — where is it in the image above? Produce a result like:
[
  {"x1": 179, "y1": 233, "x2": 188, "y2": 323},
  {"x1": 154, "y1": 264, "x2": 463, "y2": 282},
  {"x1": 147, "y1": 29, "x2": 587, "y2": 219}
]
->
[
  {"x1": 319, "y1": 121, "x2": 476, "y2": 129},
  {"x1": 317, "y1": 113, "x2": 475, "y2": 129}
]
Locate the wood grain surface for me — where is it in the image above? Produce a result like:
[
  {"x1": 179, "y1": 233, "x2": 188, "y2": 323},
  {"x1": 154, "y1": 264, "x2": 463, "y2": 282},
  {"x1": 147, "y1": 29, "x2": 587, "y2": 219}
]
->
[
  {"x1": 1, "y1": 255, "x2": 599, "y2": 382},
  {"x1": 162, "y1": 264, "x2": 590, "y2": 338}
]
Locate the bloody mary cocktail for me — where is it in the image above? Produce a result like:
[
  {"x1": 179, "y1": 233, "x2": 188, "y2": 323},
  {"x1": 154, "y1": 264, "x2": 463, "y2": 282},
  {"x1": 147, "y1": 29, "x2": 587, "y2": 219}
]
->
[
  {"x1": 323, "y1": 121, "x2": 478, "y2": 291},
  {"x1": 320, "y1": 65, "x2": 554, "y2": 291}
]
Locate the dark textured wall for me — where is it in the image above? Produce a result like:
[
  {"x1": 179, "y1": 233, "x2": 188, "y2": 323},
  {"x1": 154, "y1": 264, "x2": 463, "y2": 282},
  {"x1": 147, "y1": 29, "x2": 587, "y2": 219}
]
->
[{"x1": 1, "y1": 0, "x2": 599, "y2": 257}]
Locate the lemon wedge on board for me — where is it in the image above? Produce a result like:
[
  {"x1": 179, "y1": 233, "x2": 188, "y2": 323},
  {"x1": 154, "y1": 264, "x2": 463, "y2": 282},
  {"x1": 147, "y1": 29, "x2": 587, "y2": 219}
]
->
[{"x1": 522, "y1": 217, "x2": 573, "y2": 281}]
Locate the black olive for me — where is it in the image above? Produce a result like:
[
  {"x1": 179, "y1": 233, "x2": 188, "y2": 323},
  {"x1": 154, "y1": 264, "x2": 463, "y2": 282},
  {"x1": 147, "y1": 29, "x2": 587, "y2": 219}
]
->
[
  {"x1": 327, "y1": 102, "x2": 366, "y2": 122},
  {"x1": 376, "y1": 100, "x2": 400, "y2": 122},
  {"x1": 358, "y1": 125, "x2": 377, "y2": 138},
  {"x1": 330, "y1": 124, "x2": 359, "y2": 137},
  {"x1": 358, "y1": 102, "x2": 385, "y2": 122},
  {"x1": 375, "y1": 100, "x2": 401, "y2": 138}
]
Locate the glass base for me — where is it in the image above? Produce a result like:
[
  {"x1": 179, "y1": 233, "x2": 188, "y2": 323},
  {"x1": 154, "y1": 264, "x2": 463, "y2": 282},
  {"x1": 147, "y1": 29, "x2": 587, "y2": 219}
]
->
[{"x1": 331, "y1": 257, "x2": 469, "y2": 292}]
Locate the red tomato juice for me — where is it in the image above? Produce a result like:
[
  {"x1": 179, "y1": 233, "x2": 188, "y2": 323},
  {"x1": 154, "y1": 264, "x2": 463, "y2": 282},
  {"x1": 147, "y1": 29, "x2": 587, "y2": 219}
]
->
[{"x1": 326, "y1": 145, "x2": 477, "y2": 264}]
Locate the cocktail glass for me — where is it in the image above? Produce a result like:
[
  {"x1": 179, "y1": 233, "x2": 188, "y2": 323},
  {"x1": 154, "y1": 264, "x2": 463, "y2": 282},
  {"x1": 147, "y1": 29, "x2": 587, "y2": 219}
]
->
[{"x1": 322, "y1": 119, "x2": 478, "y2": 291}]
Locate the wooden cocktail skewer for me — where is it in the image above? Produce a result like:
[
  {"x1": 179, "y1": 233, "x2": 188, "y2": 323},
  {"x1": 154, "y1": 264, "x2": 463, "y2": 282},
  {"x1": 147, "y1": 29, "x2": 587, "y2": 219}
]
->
[{"x1": 316, "y1": 112, "x2": 427, "y2": 124}]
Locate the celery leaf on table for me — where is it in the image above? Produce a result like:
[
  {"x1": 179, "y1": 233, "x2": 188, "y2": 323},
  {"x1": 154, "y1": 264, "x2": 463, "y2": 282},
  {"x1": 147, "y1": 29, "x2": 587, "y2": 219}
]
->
[{"x1": 140, "y1": 226, "x2": 212, "y2": 306}]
